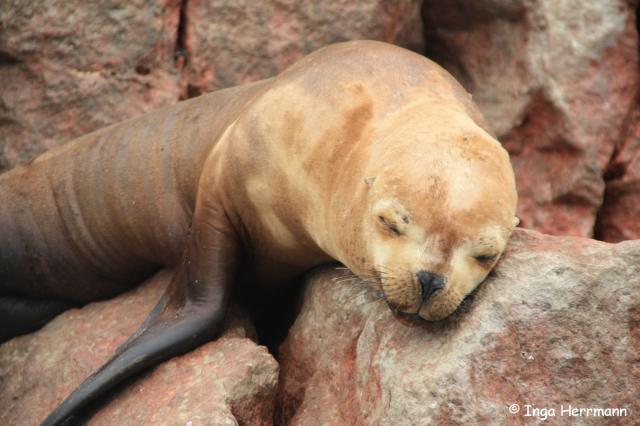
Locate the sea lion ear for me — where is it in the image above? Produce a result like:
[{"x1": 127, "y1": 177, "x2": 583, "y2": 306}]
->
[
  {"x1": 512, "y1": 217, "x2": 520, "y2": 227},
  {"x1": 364, "y1": 176, "x2": 376, "y2": 189}
]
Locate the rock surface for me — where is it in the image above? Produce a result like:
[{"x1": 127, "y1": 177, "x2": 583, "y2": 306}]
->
[
  {"x1": 0, "y1": 270, "x2": 279, "y2": 426},
  {"x1": 0, "y1": 0, "x2": 184, "y2": 171},
  {"x1": 595, "y1": 104, "x2": 640, "y2": 242},
  {"x1": 423, "y1": 0, "x2": 640, "y2": 239},
  {"x1": 182, "y1": 0, "x2": 424, "y2": 97},
  {"x1": 278, "y1": 229, "x2": 640, "y2": 424},
  {"x1": 0, "y1": 0, "x2": 424, "y2": 172}
]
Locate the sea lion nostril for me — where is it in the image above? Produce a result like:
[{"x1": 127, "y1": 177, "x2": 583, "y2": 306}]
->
[{"x1": 416, "y1": 270, "x2": 446, "y2": 303}]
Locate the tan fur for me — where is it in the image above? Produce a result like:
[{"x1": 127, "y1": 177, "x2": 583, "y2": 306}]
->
[
  {"x1": 213, "y1": 41, "x2": 518, "y2": 320},
  {"x1": 2, "y1": 41, "x2": 517, "y2": 322},
  {"x1": 4, "y1": 40, "x2": 523, "y2": 426}
]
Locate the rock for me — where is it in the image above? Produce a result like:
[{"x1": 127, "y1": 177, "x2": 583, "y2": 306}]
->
[
  {"x1": 0, "y1": 270, "x2": 279, "y2": 425},
  {"x1": 182, "y1": 0, "x2": 424, "y2": 97},
  {"x1": 0, "y1": 0, "x2": 184, "y2": 172},
  {"x1": 422, "y1": 0, "x2": 640, "y2": 238},
  {"x1": 0, "y1": 0, "x2": 424, "y2": 172},
  {"x1": 595, "y1": 103, "x2": 640, "y2": 242},
  {"x1": 278, "y1": 229, "x2": 640, "y2": 424}
]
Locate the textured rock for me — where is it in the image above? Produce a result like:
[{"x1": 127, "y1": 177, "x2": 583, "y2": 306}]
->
[
  {"x1": 423, "y1": 0, "x2": 640, "y2": 237},
  {"x1": 596, "y1": 103, "x2": 640, "y2": 242},
  {"x1": 0, "y1": 0, "x2": 424, "y2": 172},
  {"x1": 0, "y1": 0, "x2": 183, "y2": 172},
  {"x1": 0, "y1": 270, "x2": 279, "y2": 425},
  {"x1": 181, "y1": 0, "x2": 424, "y2": 97},
  {"x1": 278, "y1": 229, "x2": 640, "y2": 424}
]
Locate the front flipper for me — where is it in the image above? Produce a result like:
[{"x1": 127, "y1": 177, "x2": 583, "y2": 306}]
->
[{"x1": 41, "y1": 198, "x2": 239, "y2": 426}]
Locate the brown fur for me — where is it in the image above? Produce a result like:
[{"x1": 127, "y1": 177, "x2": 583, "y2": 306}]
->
[
  {"x1": 3, "y1": 41, "x2": 518, "y2": 425},
  {"x1": 1, "y1": 40, "x2": 517, "y2": 315}
]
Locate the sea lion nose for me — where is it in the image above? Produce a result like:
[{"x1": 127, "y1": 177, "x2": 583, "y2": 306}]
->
[{"x1": 416, "y1": 270, "x2": 446, "y2": 303}]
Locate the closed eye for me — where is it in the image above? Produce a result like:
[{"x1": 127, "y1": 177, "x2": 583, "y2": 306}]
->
[
  {"x1": 474, "y1": 254, "x2": 498, "y2": 265},
  {"x1": 378, "y1": 215, "x2": 401, "y2": 236}
]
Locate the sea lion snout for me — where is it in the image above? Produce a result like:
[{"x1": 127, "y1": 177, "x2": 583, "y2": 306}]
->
[{"x1": 416, "y1": 270, "x2": 446, "y2": 303}]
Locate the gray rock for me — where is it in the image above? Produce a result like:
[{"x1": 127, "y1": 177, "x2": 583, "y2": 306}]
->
[
  {"x1": 278, "y1": 229, "x2": 640, "y2": 424},
  {"x1": 0, "y1": 0, "x2": 183, "y2": 172}
]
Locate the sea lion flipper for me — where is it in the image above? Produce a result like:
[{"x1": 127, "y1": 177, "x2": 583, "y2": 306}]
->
[
  {"x1": 41, "y1": 200, "x2": 238, "y2": 426},
  {"x1": 41, "y1": 305, "x2": 225, "y2": 426}
]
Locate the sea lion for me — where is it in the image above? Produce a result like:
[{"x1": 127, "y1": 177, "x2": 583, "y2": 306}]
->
[{"x1": 0, "y1": 41, "x2": 518, "y2": 425}]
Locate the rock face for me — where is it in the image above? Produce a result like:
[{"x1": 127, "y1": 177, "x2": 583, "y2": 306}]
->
[
  {"x1": 0, "y1": 271, "x2": 279, "y2": 425},
  {"x1": 423, "y1": 0, "x2": 640, "y2": 239},
  {"x1": 278, "y1": 229, "x2": 640, "y2": 424},
  {"x1": 0, "y1": 0, "x2": 184, "y2": 171},
  {"x1": 0, "y1": 0, "x2": 424, "y2": 172},
  {"x1": 595, "y1": 105, "x2": 640, "y2": 242},
  {"x1": 3, "y1": 232, "x2": 638, "y2": 425},
  {"x1": 182, "y1": 0, "x2": 424, "y2": 97}
]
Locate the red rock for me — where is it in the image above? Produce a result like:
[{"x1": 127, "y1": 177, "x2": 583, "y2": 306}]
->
[
  {"x1": 0, "y1": 0, "x2": 424, "y2": 172},
  {"x1": 423, "y1": 0, "x2": 640, "y2": 237},
  {"x1": 0, "y1": 271, "x2": 279, "y2": 425},
  {"x1": 596, "y1": 103, "x2": 640, "y2": 242},
  {"x1": 278, "y1": 229, "x2": 640, "y2": 424},
  {"x1": 0, "y1": 0, "x2": 183, "y2": 172},
  {"x1": 181, "y1": 0, "x2": 425, "y2": 97}
]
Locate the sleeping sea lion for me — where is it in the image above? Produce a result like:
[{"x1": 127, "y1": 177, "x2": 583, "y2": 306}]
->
[{"x1": 0, "y1": 41, "x2": 518, "y2": 425}]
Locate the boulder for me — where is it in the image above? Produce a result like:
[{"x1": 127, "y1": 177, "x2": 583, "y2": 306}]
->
[
  {"x1": 182, "y1": 0, "x2": 424, "y2": 96},
  {"x1": 0, "y1": 270, "x2": 279, "y2": 425},
  {"x1": 278, "y1": 229, "x2": 640, "y2": 424},
  {"x1": 0, "y1": 0, "x2": 424, "y2": 172},
  {"x1": 422, "y1": 0, "x2": 640, "y2": 238},
  {"x1": 595, "y1": 104, "x2": 640, "y2": 242},
  {"x1": 0, "y1": 0, "x2": 183, "y2": 172}
]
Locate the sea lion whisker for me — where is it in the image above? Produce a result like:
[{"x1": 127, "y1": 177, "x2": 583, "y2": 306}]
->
[
  {"x1": 332, "y1": 277, "x2": 360, "y2": 285},
  {"x1": 358, "y1": 277, "x2": 383, "y2": 287}
]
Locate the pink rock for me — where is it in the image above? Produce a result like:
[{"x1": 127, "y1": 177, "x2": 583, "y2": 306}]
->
[
  {"x1": 596, "y1": 104, "x2": 640, "y2": 242},
  {"x1": 0, "y1": 0, "x2": 424, "y2": 172},
  {"x1": 181, "y1": 0, "x2": 425, "y2": 97},
  {"x1": 0, "y1": 0, "x2": 184, "y2": 172},
  {"x1": 423, "y1": 0, "x2": 640, "y2": 237},
  {"x1": 278, "y1": 229, "x2": 640, "y2": 424},
  {"x1": 0, "y1": 271, "x2": 279, "y2": 425}
]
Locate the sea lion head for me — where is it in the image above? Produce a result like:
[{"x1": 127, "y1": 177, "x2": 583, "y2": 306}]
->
[
  {"x1": 338, "y1": 105, "x2": 518, "y2": 322},
  {"x1": 242, "y1": 40, "x2": 518, "y2": 321}
]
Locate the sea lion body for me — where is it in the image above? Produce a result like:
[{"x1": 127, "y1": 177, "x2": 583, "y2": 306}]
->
[
  {"x1": 0, "y1": 41, "x2": 518, "y2": 425},
  {"x1": 0, "y1": 80, "x2": 268, "y2": 302}
]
